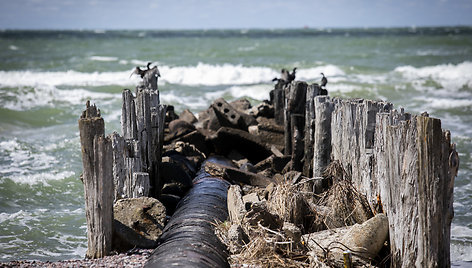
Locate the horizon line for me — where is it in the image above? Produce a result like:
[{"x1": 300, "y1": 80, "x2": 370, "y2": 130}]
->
[{"x1": 1, "y1": 24, "x2": 472, "y2": 32}]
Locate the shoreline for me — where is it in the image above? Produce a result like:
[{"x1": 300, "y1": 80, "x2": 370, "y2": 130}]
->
[{"x1": 0, "y1": 249, "x2": 152, "y2": 268}]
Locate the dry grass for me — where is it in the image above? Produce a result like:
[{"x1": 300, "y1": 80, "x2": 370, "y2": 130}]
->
[{"x1": 318, "y1": 161, "x2": 373, "y2": 229}]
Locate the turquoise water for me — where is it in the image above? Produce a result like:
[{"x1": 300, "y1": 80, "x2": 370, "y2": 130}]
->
[{"x1": 1, "y1": 28, "x2": 471, "y2": 263}]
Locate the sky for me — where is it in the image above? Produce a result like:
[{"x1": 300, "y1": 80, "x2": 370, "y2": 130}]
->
[{"x1": 0, "y1": 0, "x2": 471, "y2": 30}]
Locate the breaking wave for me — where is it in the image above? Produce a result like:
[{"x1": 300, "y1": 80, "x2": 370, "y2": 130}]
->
[{"x1": 394, "y1": 61, "x2": 472, "y2": 91}]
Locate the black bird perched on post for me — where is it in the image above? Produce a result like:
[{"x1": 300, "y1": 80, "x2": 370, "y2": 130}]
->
[
  {"x1": 130, "y1": 66, "x2": 146, "y2": 78},
  {"x1": 320, "y1": 73, "x2": 328, "y2": 88},
  {"x1": 288, "y1": 67, "x2": 297, "y2": 82},
  {"x1": 272, "y1": 67, "x2": 297, "y2": 83},
  {"x1": 130, "y1": 62, "x2": 161, "y2": 79}
]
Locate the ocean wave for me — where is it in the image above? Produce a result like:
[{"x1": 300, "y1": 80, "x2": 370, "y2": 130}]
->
[
  {"x1": 0, "y1": 86, "x2": 120, "y2": 111},
  {"x1": 0, "y1": 70, "x2": 139, "y2": 88},
  {"x1": 0, "y1": 63, "x2": 345, "y2": 88},
  {"x1": 0, "y1": 138, "x2": 75, "y2": 185},
  {"x1": 159, "y1": 63, "x2": 278, "y2": 86},
  {"x1": 394, "y1": 61, "x2": 472, "y2": 91},
  {"x1": 89, "y1": 56, "x2": 118, "y2": 62}
]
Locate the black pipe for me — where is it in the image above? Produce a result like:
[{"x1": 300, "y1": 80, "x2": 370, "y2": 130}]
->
[{"x1": 145, "y1": 157, "x2": 232, "y2": 268}]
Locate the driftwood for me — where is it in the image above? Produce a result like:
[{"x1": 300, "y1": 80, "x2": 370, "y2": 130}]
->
[{"x1": 78, "y1": 101, "x2": 113, "y2": 259}]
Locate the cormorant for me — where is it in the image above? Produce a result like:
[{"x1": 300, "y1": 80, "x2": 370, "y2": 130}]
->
[
  {"x1": 130, "y1": 62, "x2": 161, "y2": 79},
  {"x1": 130, "y1": 66, "x2": 146, "y2": 78},
  {"x1": 320, "y1": 73, "x2": 328, "y2": 88},
  {"x1": 288, "y1": 67, "x2": 297, "y2": 82}
]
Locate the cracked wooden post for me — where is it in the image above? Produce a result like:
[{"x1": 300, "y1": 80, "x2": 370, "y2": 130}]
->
[
  {"x1": 375, "y1": 112, "x2": 456, "y2": 267},
  {"x1": 312, "y1": 96, "x2": 334, "y2": 179},
  {"x1": 284, "y1": 81, "x2": 307, "y2": 157},
  {"x1": 303, "y1": 83, "x2": 321, "y2": 177},
  {"x1": 78, "y1": 101, "x2": 113, "y2": 259}
]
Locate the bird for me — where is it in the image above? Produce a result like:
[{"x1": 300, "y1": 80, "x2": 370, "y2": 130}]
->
[
  {"x1": 320, "y1": 73, "x2": 328, "y2": 88},
  {"x1": 287, "y1": 67, "x2": 297, "y2": 82},
  {"x1": 130, "y1": 62, "x2": 161, "y2": 79},
  {"x1": 130, "y1": 66, "x2": 146, "y2": 78}
]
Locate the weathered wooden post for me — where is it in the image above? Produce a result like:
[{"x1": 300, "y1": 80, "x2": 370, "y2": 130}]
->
[
  {"x1": 303, "y1": 83, "x2": 321, "y2": 177},
  {"x1": 374, "y1": 112, "x2": 456, "y2": 267},
  {"x1": 78, "y1": 101, "x2": 113, "y2": 259},
  {"x1": 284, "y1": 81, "x2": 307, "y2": 158},
  {"x1": 273, "y1": 81, "x2": 286, "y2": 125},
  {"x1": 312, "y1": 96, "x2": 334, "y2": 179}
]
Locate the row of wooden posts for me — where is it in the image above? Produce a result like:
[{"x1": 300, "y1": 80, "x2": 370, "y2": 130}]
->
[
  {"x1": 79, "y1": 69, "x2": 166, "y2": 258},
  {"x1": 277, "y1": 80, "x2": 457, "y2": 267},
  {"x1": 79, "y1": 75, "x2": 458, "y2": 267}
]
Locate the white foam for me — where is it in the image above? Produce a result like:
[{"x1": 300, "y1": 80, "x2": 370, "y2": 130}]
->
[
  {"x1": 159, "y1": 63, "x2": 278, "y2": 86},
  {"x1": 0, "y1": 63, "x2": 347, "y2": 89},
  {"x1": 395, "y1": 61, "x2": 472, "y2": 91},
  {"x1": 0, "y1": 70, "x2": 139, "y2": 88},
  {"x1": 414, "y1": 97, "x2": 472, "y2": 110},
  {"x1": 89, "y1": 56, "x2": 118, "y2": 62},
  {"x1": 9, "y1": 171, "x2": 76, "y2": 186},
  {"x1": 296, "y1": 65, "x2": 346, "y2": 82},
  {"x1": 1, "y1": 86, "x2": 120, "y2": 111},
  {"x1": 227, "y1": 84, "x2": 272, "y2": 101},
  {"x1": 0, "y1": 138, "x2": 76, "y2": 185},
  {"x1": 9, "y1": 45, "x2": 19, "y2": 51}
]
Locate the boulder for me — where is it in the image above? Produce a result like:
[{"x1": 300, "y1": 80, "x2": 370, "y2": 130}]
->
[
  {"x1": 205, "y1": 161, "x2": 274, "y2": 187},
  {"x1": 179, "y1": 109, "x2": 198, "y2": 124},
  {"x1": 230, "y1": 98, "x2": 252, "y2": 112},
  {"x1": 212, "y1": 98, "x2": 245, "y2": 129},
  {"x1": 210, "y1": 127, "x2": 272, "y2": 163},
  {"x1": 113, "y1": 197, "x2": 166, "y2": 251}
]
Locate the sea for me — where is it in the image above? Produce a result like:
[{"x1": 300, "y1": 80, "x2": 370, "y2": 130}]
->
[{"x1": 0, "y1": 28, "x2": 471, "y2": 265}]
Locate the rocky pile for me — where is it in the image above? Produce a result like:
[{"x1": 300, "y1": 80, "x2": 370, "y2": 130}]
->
[{"x1": 157, "y1": 92, "x2": 390, "y2": 267}]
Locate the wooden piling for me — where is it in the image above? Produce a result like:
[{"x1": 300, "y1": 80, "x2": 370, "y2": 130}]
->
[
  {"x1": 312, "y1": 96, "x2": 334, "y2": 178},
  {"x1": 284, "y1": 81, "x2": 307, "y2": 156},
  {"x1": 307, "y1": 95, "x2": 456, "y2": 267},
  {"x1": 78, "y1": 101, "x2": 113, "y2": 259}
]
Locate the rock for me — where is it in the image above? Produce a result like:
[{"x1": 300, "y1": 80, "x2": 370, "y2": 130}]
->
[
  {"x1": 340, "y1": 213, "x2": 389, "y2": 259},
  {"x1": 210, "y1": 127, "x2": 272, "y2": 164},
  {"x1": 160, "y1": 155, "x2": 193, "y2": 196},
  {"x1": 252, "y1": 119, "x2": 285, "y2": 151},
  {"x1": 243, "y1": 201, "x2": 281, "y2": 230},
  {"x1": 242, "y1": 192, "x2": 260, "y2": 205},
  {"x1": 204, "y1": 161, "x2": 274, "y2": 187},
  {"x1": 179, "y1": 109, "x2": 197, "y2": 124},
  {"x1": 168, "y1": 119, "x2": 195, "y2": 137},
  {"x1": 227, "y1": 185, "x2": 246, "y2": 224},
  {"x1": 211, "y1": 98, "x2": 245, "y2": 129},
  {"x1": 230, "y1": 98, "x2": 252, "y2": 112},
  {"x1": 113, "y1": 197, "x2": 166, "y2": 251},
  {"x1": 240, "y1": 162, "x2": 258, "y2": 173},
  {"x1": 171, "y1": 130, "x2": 210, "y2": 156},
  {"x1": 172, "y1": 141, "x2": 206, "y2": 169},
  {"x1": 227, "y1": 224, "x2": 249, "y2": 254},
  {"x1": 252, "y1": 101, "x2": 274, "y2": 118}
]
